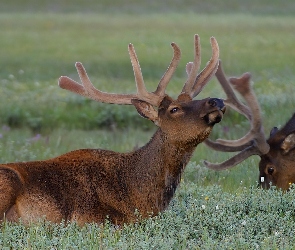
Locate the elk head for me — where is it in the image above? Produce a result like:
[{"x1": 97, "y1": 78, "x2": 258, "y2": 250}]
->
[
  {"x1": 203, "y1": 60, "x2": 295, "y2": 190},
  {"x1": 259, "y1": 114, "x2": 295, "y2": 189},
  {"x1": 59, "y1": 35, "x2": 225, "y2": 145}
]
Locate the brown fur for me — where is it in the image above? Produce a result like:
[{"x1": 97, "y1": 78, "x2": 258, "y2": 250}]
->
[
  {"x1": 259, "y1": 113, "x2": 295, "y2": 190},
  {"x1": 0, "y1": 95, "x2": 225, "y2": 225}
]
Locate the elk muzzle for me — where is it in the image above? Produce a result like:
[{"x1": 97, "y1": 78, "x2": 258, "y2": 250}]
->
[{"x1": 204, "y1": 98, "x2": 226, "y2": 125}]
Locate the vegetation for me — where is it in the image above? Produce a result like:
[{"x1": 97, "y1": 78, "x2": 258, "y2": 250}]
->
[
  {"x1": 2, "y1": 185, "x2": 295, "y2": 249},
  {"x1": 0, "y1": 0, "x2": 295, "y2": 248}
]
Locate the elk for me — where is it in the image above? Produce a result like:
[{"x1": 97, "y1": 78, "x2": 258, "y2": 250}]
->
[
  {"x1": 0, "y1": 35, "x2": 225, "y2": 225},
  {"x1": 203, "y1": 60, "x2": 295, "y2": 190}
]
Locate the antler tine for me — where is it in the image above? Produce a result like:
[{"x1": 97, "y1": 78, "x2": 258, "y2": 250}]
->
[
  {"x1": 154, "y1": 43, "x2": 181, "y2": 96},
  {"x1": 128, "y1": 44, "x2": 166, "y2": 106},
  {"x1": 204, "y1": 138, "x2": 253, "y2": 152},
  {"x1": 203, "y1": 67, "x2": 270, "y2": 170},
  {"x1": 204, "y1": 143, "x2": 261, "y2": 170},
  {"x1": 128, "y1": 44, "x2": 148, "y2": 97},
  {"x1": 215, "y1": 73, "x2": 267, "y2": 148},
  {"x1": 59, "y1": 62, "x2": 137, "y2": 105},
  {"x1": 59, "y1": 75, "x2": 87, "y2": 96},
  {"x1": 190, "y1": 36, "x2": 219, "y2": 98},
  {"x1": 215, "y1": 60, "x2": 251, "y2": 120},
  {"x1": 181, "y1": 34, "x2": 201, "y2": 94},
  {"x1": 203, "y1": 61, "x2": 253, "y2": 150}
]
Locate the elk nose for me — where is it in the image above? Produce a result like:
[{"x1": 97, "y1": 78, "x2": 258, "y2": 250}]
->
[{"x1": 208, "y1": 98, "x2": 225, "y2": 111}]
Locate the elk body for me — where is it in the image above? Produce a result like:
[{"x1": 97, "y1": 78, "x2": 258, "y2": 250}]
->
[
  {"x1": 203, "y1": 60, "x2": 295, "y2": 190},
  {"x1": 0, "y1": 35, "x2": 225, "y2": 225}
]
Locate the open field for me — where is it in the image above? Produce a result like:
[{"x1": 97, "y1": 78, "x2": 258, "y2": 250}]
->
[
  {"x1": 1, "y1": 10, "x2": 295, "y2": 188},
  {"x1": 1, "y1": 0, "x2": 295, "y2": 248}
]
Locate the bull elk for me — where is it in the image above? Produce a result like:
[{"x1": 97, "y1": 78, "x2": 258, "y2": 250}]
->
[
  {"x1": 203, "y1": 60, "x2": 295, "y2": 190},
  {"x1": 0, "y1": 35, "x2": 225, "y2": 225}
]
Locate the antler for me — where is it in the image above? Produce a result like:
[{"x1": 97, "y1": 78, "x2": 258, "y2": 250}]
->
[
  {"x1": 181, "y1": 35, "x2": 220, "y2": 99},
  {"x1": 203, "y1": 61, "x2": 270, "y2": 170},
  {"x1": 58, "y1": 42, "x2": 181, "y2": 107},
  {"x1": 59, "y1": 35, "x2": 220, "y2": 107}
]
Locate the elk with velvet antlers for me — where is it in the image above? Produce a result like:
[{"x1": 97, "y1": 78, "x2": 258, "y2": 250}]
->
[
  {"x1": 204, "y1": 60, "x2": 295, "y2": 190},
  {"x1": 0, "y1": 35, "x2": 225, "y2": 225}
]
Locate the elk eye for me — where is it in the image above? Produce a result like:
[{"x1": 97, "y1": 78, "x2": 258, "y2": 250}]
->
[
  {"x1": 170, "y1": 107, "x2": 179, "y2": 114},
  {"x1": 268, "y1": 167, "x2": 274, "y2": 175}
]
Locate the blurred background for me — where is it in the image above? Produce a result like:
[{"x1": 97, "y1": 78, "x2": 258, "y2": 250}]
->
[{"x1": 0, "y1": 0, "x2": 295, "y2": 190}]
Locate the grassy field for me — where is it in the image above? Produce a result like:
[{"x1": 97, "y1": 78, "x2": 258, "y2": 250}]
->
[{"x1": 1, "y1": 0, "x2": 295, "y2": 248}]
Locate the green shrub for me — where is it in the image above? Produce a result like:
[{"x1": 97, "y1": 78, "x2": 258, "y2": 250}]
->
[{"x1": 2, "y1": 184, "x2": 295, "y2": 249}]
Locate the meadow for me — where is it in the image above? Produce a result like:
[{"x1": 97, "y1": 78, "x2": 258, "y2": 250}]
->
[{"x1": 1, "y1": 0, "x2": 295, "y2": 248}]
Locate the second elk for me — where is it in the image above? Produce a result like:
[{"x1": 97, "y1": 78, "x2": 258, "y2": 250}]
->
[
  {"x1": 0, "y1": 35, "x2": 225, "y2": 225},
  {"x1": 204, "y1": 60, "x2": 295, "y2": 190}
]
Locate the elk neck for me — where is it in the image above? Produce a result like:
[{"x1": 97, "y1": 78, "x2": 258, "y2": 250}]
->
[
  {"x1": 135, "y1": 127, "x2": 202, "y2": 173},
  {"x1": 128, "y1": 127, "x2": 205, "y2": 213}
]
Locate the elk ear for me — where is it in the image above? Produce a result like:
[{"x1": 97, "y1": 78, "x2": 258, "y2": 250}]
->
[
  {"x1": 281, "y1": 133, "x2": 295, "y2": 155},
  {"x1": 177, "y1": 93, "x2": 192, "y2": 102},
  {"x1": 159, "y1": 95, "x2": 173, "y2": 109},
  {"x1": 157, "y1": 95, "x2": 174, "y2": 117},
  {"x1": 131, "y1": 99, "x2": 159, "y2": 126}
]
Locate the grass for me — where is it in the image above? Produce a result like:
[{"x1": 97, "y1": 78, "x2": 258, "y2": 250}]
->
[
  {"x1": 1, "y1": 1, "x2": 295, "y2": 248},
  {"x1": 1, "y1": 13, "x2": 295, "y2": 132},
  {"x1": 1, "y1": 0, "x2": 295, "y2": 15}
]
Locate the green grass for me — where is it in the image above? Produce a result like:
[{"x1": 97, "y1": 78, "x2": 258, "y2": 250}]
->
[
  {"x1": 1, "y1": 0, "x2": 295, "y2": 15},
  {"x1": 1, "y1": 13, "x2": 295, "y2": 131},
  {"x1": 1, "y1": 1, "x2": 295, "y2": 248}
]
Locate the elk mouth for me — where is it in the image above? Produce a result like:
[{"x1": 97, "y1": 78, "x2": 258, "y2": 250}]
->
[
  {"x1": 203, "y1": 97, "x2": 226, "y2": 125},
  {"x1": 204, "y1": 107, "x2": 226, "y2": 125}
]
